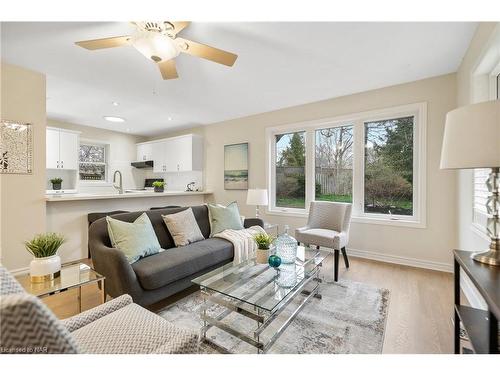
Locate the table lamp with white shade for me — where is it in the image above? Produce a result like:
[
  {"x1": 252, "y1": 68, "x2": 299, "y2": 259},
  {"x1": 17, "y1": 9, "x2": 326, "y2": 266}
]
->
[
  {"x1": 246, "y1": 189, "x2": 269, "y2": 218},
  {"x1": 440, "y1": 100, "x2": 500, "y2": 266}
]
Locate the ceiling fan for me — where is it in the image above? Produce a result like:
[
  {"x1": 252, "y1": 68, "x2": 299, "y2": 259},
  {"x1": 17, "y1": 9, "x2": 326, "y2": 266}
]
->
[{"x1": 75, "y1": 21, "x2": 238, "y2": 80}]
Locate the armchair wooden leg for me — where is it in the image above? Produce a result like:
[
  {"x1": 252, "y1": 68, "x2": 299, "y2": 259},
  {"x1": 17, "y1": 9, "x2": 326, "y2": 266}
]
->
[
  {"x1": 334, "y1": 249, "x2": 339, "y2": 282},
  {"x1": 341, "y1": 247, "x2": 349, "y2": 268}
]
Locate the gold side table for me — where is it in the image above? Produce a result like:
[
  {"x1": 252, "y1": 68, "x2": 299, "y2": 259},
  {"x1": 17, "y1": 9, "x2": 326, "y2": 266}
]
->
[{"x1": 16, "y1": 261, "x2": 105, "y2": 313}]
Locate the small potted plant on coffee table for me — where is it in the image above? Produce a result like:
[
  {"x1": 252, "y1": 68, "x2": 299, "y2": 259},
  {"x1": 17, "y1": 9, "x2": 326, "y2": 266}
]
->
[
  {"x1": 50, "y1": 177, "x2": 63, "y2": 190},
  {"x1": 152, "y1": 180, "x2": 166, "y2": 193},
  {"x1": 253, "y1": 232, "x2": 275, "y2": 264},
  {"x1": 25, "y1": 232, "x2": 65, "y2": 283}
]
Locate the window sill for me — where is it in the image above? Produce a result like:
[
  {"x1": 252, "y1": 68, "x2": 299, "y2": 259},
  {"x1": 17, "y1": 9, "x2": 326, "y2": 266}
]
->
[
  {"x1": 351, "y1": 216, "x2": 426, "y2": 228},
  {"x1": 79, "y1": 182, "x2": 113, "y2": 187},
  {"x1": 266, "y1": 209, "x2": 308, "y2": 219}
]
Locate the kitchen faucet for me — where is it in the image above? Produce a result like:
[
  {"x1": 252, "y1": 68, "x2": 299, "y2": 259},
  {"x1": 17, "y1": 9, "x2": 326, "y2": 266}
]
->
[{"x1": 113, "y1": 170, "x2": 123, "y2": 194}]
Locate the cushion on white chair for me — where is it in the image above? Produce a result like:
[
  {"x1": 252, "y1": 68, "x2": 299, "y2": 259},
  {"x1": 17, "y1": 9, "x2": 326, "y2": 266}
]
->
[{"x1": 295, "y1": 228, "x2": 348, "y2": 249}]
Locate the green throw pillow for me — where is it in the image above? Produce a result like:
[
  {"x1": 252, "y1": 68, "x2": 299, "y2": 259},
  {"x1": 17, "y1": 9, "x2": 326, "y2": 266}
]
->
[
  {"x1": 207, "y1": 202, "x2": 244, "y2": 236},
  {"x1": 106, "y1": 212, "x2": 161, "y2": 264}
]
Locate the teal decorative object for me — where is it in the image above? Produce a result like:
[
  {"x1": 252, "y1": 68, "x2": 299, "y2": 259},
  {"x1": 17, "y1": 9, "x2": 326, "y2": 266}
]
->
[{"x1": 268, "y1": 254, "x2": 281, "y2": 268}]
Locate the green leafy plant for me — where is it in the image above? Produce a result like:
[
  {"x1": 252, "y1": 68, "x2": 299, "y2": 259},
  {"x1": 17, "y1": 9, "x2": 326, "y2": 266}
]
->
[
  {"x1": 152, "y1": 181, "x2": 166, "y2": 188},
  {"x1": 25, "y1": 233, "x2": 65, "y2": 258},
  {"x1": 253, "y1": 233, "x2": 275, "y2": 250},
  {"x1": 50, "y1": 177, "x2": 63, "y2": 184}
]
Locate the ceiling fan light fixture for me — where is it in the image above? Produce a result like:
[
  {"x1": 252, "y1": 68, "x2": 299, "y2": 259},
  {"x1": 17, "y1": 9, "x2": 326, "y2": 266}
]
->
[{"x1": 131, "y1": 30, "x2": 180, "y2": 63}]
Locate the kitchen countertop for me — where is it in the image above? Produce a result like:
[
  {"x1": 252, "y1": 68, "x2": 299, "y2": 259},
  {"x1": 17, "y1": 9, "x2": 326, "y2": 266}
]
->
[{"x1": 45, "y1": 190, "x2": 213, "y2": 202}]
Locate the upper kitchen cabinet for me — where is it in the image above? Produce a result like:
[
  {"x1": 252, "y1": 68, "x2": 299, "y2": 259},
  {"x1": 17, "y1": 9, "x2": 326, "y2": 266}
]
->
[
  {"x1": 46, "y1": 127, "x2": 80, "y2": 170},
  {"x1": 136, "y1": 142, "x2": 153, "y2": 161},
  {"x1": 140, "y1": 134, "x2": 203, "y2": 173}
]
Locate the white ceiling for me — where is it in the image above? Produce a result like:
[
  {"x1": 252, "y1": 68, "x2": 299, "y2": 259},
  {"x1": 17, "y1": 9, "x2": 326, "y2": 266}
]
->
[{"x1": 1, "y1": 22, "x2": 477, "y2": 136}]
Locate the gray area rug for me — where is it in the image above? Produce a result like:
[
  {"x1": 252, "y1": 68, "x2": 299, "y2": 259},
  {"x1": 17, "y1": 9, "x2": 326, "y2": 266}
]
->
[{"x1": 158, "y1": 280, "x2": 390, "y2": 354}]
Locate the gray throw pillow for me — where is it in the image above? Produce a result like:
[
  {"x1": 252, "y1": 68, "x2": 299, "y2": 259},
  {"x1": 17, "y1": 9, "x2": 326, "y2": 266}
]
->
[
  {"x1": 207, "y1": 202, "x2": 244, "y2": 236},
  {"x1": 162, "y1": 208, "x2": 204, "y2": 247}
]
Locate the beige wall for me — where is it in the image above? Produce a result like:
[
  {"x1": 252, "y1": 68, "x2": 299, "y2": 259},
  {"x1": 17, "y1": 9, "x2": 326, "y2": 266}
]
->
[
  {"x1": 47, "y1": 119, "x2": 147, "y2": 193},
  {"x1": 151, "y1": 73, "x2": 458, "y2": 270},
  {"x1": 0, "y1": 63, "x2": 46, "y2": 271}
]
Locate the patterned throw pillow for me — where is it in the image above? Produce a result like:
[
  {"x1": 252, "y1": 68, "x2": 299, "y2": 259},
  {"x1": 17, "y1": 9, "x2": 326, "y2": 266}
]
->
[
  {"x1": 207, "y1": 202, "x2": 244, "y2": 237},
  {"x1": 106, "y1": 213, "x2": 161, "y2": 264},
  {"x1": 162, "y1": 208, "x2": 205, "y2": 247}
]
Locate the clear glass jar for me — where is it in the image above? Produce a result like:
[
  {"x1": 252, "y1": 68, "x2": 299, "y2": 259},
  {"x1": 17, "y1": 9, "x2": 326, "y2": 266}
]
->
[{"x1": 275, "y1": 225, "x2": 297, "y2": 264}]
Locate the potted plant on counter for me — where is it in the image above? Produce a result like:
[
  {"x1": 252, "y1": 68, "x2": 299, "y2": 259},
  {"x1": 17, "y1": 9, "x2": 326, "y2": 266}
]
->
[
  {"x1": 253, "y1": 232, "x2": 275, "y2": 264},
  {"x1": 25, "y1": 233, "x2": 65, "y2": 283},
  {"x1": 50, "y1": 177, "x2": 63, "y2": 190},
  {"x1": 152, "y1": 180, "x2": 166, "y2": 193}
]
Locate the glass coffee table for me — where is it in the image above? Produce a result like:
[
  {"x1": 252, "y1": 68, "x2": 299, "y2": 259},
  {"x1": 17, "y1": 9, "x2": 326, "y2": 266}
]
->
[{"x1": 192, "y1": 246, "x2": 330, "y2": 353}]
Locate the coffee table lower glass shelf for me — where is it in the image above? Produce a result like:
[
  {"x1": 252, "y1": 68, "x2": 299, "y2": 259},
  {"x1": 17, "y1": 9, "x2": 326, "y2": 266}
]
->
[{"x1": 192, "y1": 246, "x2": 330, "y2": 353}]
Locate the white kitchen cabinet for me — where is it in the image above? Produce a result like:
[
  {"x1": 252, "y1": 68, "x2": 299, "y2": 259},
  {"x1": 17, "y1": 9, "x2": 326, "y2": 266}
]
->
[
  {"x1": 46, "y1": 127, "x2": 80, "y2": 170},
  {"x1": 141, "y1": 134, "x2": 203, "y2": 173},
  {"x1": 136, "y1": 142, "x2": 153, "y2": 161},
  {"x1": 152, "y1": 141, "x2": 167, "y2": 173},
  {"x1": 46, "y1": 128, "x2": 60, "y2": 169}
]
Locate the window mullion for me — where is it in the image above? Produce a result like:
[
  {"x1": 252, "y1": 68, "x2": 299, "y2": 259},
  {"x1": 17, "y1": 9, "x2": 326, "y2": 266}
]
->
[
  {"x1": 305, "y1": 129, "x2": 315, "y2": 210},
  {"x1": 352, "y1": 121, "x2": 364, "y2": 216}
]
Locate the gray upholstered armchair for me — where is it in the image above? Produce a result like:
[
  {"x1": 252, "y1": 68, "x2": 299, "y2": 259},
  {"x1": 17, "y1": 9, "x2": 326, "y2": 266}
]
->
[
  {"x1": 0, "y1": 266, "x2": 198, "y2": 354},
  {"x1": 295, "y1": 201, "x2": 352, "y2": 282}
]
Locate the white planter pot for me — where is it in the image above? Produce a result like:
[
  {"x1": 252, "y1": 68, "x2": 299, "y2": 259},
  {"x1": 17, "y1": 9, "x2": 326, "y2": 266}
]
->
[
  {"x1": 30, "y1": 255, "x2": 61, "y2": 283},
  {"x1": 256, "y1": 246, "x2": 274, "y2": 264}
]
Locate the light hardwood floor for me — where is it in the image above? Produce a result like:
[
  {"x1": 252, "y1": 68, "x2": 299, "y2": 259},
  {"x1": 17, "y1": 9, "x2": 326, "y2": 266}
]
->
[{"x1": 42, "y1": 256, "x2": 455, "y2": 354}]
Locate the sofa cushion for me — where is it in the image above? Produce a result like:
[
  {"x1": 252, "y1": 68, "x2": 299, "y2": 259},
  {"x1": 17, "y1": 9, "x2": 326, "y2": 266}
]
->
[
  {"x1": 162, "y1": 208, "x2": 204, "y2": 247},
  {"x1": 106, "y1": 213, "x2": 161, "y2": 264},
  {"x1": 131, "y1": 238, "x2": 234, "y2": 290}
]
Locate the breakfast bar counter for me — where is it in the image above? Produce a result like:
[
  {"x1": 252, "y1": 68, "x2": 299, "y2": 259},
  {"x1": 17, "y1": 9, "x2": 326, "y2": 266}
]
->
[{"x1": 45, "y1": 190, "x2": 213, "y2": 202}]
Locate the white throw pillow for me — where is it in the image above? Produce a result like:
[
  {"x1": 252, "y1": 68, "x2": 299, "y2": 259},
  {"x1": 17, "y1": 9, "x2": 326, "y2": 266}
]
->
[{"x1": 162, "y1": 208, "x2": 204, "y2": 247}]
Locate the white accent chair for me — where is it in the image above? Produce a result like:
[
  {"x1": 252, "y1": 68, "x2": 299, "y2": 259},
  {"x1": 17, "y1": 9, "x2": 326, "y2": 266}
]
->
[{"x1": 295, "y1": 201, "x2": 352, "y2": 281}]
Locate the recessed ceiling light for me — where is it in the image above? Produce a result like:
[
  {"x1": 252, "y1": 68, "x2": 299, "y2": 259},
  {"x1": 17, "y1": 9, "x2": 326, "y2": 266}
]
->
[
  {"x1": 103, "y1": 116, "x2": 125, "y2": 123},
  {"x1": 112, "y1": 101, "x2": 119, "y2": 106},
  {"x1": 167, "y1": 117, "x2": 173, "y2": 121}
]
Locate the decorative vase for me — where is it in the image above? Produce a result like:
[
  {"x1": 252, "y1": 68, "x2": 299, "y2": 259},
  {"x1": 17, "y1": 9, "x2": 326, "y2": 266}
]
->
[
  {"x1": 268, "y1": 254, "x2": 282, "y2": 268},
  {"x1": 52, "y1": 183, "x2": 61, "y2": 190},
  {"x1": 154, "y1": 186, "x2": 164, "y2": 193},
  {"x1": 29, "y1": 254, "x2": 61, "y2": 283},
  {"x1": 275, "y1": 225, "x2": 298, "y2": 264},
  {"x1": 276, "y1": 263, "x2": 298, "y2": 288}
]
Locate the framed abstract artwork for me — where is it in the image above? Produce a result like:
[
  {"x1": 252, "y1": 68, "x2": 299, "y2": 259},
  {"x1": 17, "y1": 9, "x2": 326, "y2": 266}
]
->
[
  {"x1": 224, "y1": 142, "x2": 248, "y2": 190},
  {"x1": 0, "y1": 120, "x2": 33, "y2": 174}
]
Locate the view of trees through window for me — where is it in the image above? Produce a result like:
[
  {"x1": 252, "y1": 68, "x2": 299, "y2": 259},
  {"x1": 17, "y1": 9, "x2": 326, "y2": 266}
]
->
[
  {"x1": 364, "y1": 116, "x2": 414, "y2": 216},
  {"x1": 315, "y1": 125, "x2": 353, "y2": 203},
  {"x1": 275, "y1": 132, "x2": 306, "y2": 208},
  {"x1": 79, "y1": 144, "x2": 107, "y2": 181}
]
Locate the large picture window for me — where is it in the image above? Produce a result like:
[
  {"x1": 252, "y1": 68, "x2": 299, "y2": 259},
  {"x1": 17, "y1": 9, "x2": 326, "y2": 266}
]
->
[
  {"x1": 275, "y1": 132, "x2": 306, "y2": 209},
  {"x1": 79, "y1": 143, "x2": 108, "y2": 182},
  {"x1": 315, "y1": 125, "x2": 353, "y2": 203},
  {"x1": 364, "y1": 116, "x2": 414, "y2": 216},
  {"x1": 268, "y1": 103, "x2": 426, "y2": 226}
]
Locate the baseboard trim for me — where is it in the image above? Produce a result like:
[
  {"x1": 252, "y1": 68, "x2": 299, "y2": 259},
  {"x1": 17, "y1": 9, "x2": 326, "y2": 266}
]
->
[{"x1": 346, "y1": 247, "x2": 453, "y2": 273}]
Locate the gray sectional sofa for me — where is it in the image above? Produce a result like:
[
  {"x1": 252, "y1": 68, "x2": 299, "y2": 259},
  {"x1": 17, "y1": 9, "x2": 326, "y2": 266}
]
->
[{"x1": 89, "y1": 205, "x2": 263, "y2": 306}]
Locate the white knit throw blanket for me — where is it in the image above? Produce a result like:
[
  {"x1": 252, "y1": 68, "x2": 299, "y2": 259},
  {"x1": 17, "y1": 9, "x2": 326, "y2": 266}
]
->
[{"x1": 213, "y1": 225, "x2": 267, "y2": 265}]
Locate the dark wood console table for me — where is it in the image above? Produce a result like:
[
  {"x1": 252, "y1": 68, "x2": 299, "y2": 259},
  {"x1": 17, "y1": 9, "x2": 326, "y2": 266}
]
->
[{"x1": 454, "y1": 249, "x2": 499, "y2": 354}]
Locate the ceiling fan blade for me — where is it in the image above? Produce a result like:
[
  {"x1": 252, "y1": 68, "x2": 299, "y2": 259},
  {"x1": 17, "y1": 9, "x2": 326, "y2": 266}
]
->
[
  {"x1": 75, "y1": 36, "x2": 131, "y2": 50},
  {"x1": 176, "y1": 37, "x2": 237, "y2": 67},
  {"x1": 158, "y1": 59, "x2": 179, "y2": 80},
  {"x1": 168, "y1": 21, "x2": 190, "y2": 35}
]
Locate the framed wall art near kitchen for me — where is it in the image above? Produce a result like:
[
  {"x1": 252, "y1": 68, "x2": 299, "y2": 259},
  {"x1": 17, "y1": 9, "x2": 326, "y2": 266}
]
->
[
  {"x1": 0, "y1": 120, "x2": 33, "y2": 174},
  {"x1": 224, "y1": 142, "x2": 248, "y2": 190}
]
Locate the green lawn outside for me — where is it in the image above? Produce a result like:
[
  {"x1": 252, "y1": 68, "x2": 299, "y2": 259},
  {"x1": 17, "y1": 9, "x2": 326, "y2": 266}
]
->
[{"x1": 276, "y1": 194, "x2": 412, "y2": 213}]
